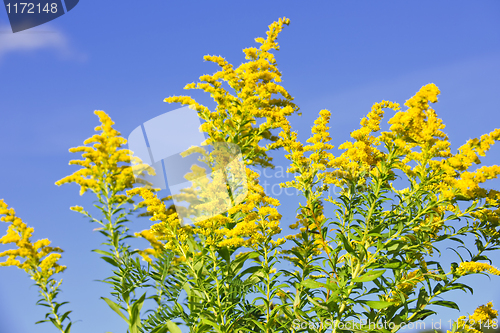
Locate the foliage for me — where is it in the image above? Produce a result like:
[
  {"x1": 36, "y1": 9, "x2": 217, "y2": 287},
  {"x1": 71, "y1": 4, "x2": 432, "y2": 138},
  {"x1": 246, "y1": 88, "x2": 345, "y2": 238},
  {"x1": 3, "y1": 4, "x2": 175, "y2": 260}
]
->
[{"x1": 1, "y1": 17, "x2": 500, "y2": 333}]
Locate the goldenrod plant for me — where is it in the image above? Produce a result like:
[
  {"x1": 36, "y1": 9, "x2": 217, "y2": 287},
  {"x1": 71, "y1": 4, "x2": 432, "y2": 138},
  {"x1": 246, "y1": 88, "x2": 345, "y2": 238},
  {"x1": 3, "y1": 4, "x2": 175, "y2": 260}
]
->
[
  {"x1": 0, "y1": 200, "x2": 72, "y2": 333},
  {"x1": 1, "y1": 17, "x2": 500, "y2": 333}
]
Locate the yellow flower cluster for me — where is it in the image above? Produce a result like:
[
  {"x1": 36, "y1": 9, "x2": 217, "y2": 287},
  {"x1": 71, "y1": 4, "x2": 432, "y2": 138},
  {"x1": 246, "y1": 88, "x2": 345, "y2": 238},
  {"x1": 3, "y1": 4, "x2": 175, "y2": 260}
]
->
[
  {"x1": 168, "y1": 148, "x2": 246, "y2": 225},
  {"x1": 455, "y1": 261, "x2": 500, "y2": 276},
  {"x1": 126, "y1": 187, "x2": 190, "y2": 259},
  {"x1": 328, "y1": 84, "x2": 499, "y2": 233},
  {"x1": 164, "y1": 17, "x2": 298, "y2": 169},
  {"x1": 449, "y1": 129, "x2": 500, "y2": 172},
  {"x1": 327, "y1": 100, "x2": 401, "y2": 186},
  {"x1": 470, "y1": 302, "x2": 499, "y2": 324},
  {"x1": 386, "y1": 270, "x2": 425, "y2": 306},
  {"x1": 385, "y1": 84, "x2": 444, "y2": 149},
  {"x1": 217, "y1": 168, "x2": 282, "y2": 249},
  {"x1": 56, "y1": 111, "x2": 143, "y2": 197},
  {"x1": 134, "y1": 229, "x2": 166, "y2": 264},
  {"x1": 452, "y1": 302, "x2": 498, "y2": 333},
  {"x1": 281, "y1": 109, "x2": 334, "y2": 175},
  {"x1": 0, "y1": 199, "x2": 66, "y2": 285},
  {"x1": 195, "y1": 166, "x2": 281, "y2": 248},
  {"x1": 130, "y1": 166, "x2": 282, "y2": 253},
  {"x1": 275, "y1": 82, "x2": 500, "y2": 267},
  {"x1": 471, "y1": 190, "x2": 500, "y2": 230},
  {"x1": 279, "y1": 110, "x2": 336, "y2": 260},
  {"x1": 377, "y1": 84, "x2": 500, "y2": 205}
]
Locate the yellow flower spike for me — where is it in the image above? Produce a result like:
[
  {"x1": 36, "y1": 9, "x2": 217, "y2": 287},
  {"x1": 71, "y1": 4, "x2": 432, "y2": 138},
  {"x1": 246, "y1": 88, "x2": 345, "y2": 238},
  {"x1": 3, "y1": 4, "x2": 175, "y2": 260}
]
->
[
  {"x1": 325, "y1": 100, "x2": 401, "y2": 188},
  {"x1": 455, "y1": 261, "x2": 500, "y2": 276},
  {"x1": 469, "y1": 302, "x2": 498, "y2": 326},
  {"x1": 165, "y1": 17, "x2": 298, "y2": 170},
  {"x1": 127, "y1": 188, "x2": 197, "y2": 259},
  {"x1": 0, "y1": 200, "x2": 66, "y2": 285},
  {"x1": 127, "y1": 188, "x2": 169, "y2": 222},
  {"x1": 56, "y1": 110, "x2": 140, "y2": 196},
  {"x1": 453, "y1": 302, "x2": 499, "y2": 333}
]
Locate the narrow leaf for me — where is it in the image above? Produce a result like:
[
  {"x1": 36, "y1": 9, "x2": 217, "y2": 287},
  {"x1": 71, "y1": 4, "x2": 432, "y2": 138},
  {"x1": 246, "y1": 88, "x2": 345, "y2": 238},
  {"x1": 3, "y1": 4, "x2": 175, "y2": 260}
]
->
[
  {"x1": 101, "y1": 297, "x2": 129, "y2": 323},
  {"x1": 352, "y1": 270, "x2": 386, "y2": 283}
]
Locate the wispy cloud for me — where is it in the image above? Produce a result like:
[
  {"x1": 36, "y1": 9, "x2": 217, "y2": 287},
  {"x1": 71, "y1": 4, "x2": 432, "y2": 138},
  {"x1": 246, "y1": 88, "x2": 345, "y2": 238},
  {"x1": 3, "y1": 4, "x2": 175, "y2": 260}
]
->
[{"x1": 0, "y1": 24, "x2": 85, "y2": 63}]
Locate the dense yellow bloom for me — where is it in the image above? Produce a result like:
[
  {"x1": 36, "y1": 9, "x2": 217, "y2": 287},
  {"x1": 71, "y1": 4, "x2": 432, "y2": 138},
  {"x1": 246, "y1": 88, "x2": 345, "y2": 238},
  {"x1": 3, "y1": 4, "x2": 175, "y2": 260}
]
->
[
  {"x1": 0, "y1": 199, "x2": 65, "y2": 285},
  {"x1": 451, "y1": 302, "x2": 498, "y2": 333},
  {"x1": 133, "y1": 230, "x2": 165, "y2": 263},
  {"x1": 326, "y1": 100, "x2": 400, "y2": 187},
  {"x1": 325, "y1": 83, "x2": 499, "y2": 228},
  {"x1": 471, "y1": 190, "x2": 500, "y2": 231},
  {"x1": 130, "y1": 166, "x2": 282, "y2": 252},
  {"x1": 386, "y1": 84, "x2": 444, "y2": 147},
  {"x1": 277, "y1": 83, "x2": 499, "y2": 280},
  {"x1": 217, "y1": 168, "x2": 282, "y2": 249},
  {"x1": 470, "y1": 302, "x2": 498, "y2": 324},
  {"x1": 56, "y1": 111, "x2": 144, "y2": 197},
  {"x1": 455, "y1": 261, "x2": 500, "y2": 276},
  {"x1": 164, "y1": 17, "x2": 298, "y2": 169},
  {"x1": 127, "y1": 187, "x2": 189, "y2": 257},
  {"x1": 373, "y1": 84, "x2": 500, "y2": 205}
]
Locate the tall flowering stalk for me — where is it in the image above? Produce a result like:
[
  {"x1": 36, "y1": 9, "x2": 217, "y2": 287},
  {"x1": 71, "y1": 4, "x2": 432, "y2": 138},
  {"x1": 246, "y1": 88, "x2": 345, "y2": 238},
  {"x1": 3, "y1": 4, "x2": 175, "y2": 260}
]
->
[
  {"x1": 0, "y1": 199, "x2": 72, "y2": 333},
  {"x1": 55, "y1": 111, "x2": 153, "y2": 333},
  {"x1": 128, "y1": 17, "x2": 295, "y2": 332}
]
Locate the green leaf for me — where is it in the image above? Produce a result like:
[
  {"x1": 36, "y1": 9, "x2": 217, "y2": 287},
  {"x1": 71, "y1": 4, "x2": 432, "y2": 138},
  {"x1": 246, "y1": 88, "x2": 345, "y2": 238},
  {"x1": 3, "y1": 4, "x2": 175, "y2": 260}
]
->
[
  {"x1": 306, "y1": 295, "x2": 328, "y2": 310},
  {"x1": 201, "y1": 318, "x2": 222, "y2": 332},
  {"x1": 249, "y1": 319, "x2": 266, "y2": 331},
  {"x1": 49, "y1": 317, "x2": 63, "y2": 330},
  {"x1": 293, "y1": 292, "x2": 301, "y2": 308},
  {"x1": 365, "y1": 300, "x2": 394, "y2": 309},
  {"x1": 381, "y1": 261, "x2": 403, "y2": 269},
  {"x1": 416, "y1": 287, "x2": 428, "y2": 310},
  {"x1": 60, "y1": 310, "x2": 72, "y2": 323},
  {"x1": 230, "y1": 252, "x2": 254, "y2": 275},
  {"x1": 101, "y1": 297, "x2": 129, "y2": 323},
  {"x1": 64, "y1": 322, "x2": 72, "y2": 333},
  {"x1": 182, "y1": 282, "x2": 192, "y2": 298},
  {"x1": 447, "y1": 282, "x2": 474, "y2": 294},
  {"x1": 150, "y1": 325, "x2": 169, "y2": 333},
  {"x1": 238, "y1": 266, "x2": 260, "y2": 277},
  {"x1": 352, "y1": 270, "x2": 386, "y2": 283},
  {"x1": 92, "y1": 249, "x2": 114, "y2": 257},
  {"x1": 245, "y1": 271, "x2": 264, "y2": 285},
  {"x1": 339, "y1": 233, "x2": 356, "y2": 256},
  {"x1": 129, "y1": 292, "x2": 147, "y2": 328},
  {"x1": 301, "y1": 279, "x2": 323, "y2": 289},
  {"x1": 100, "y1": 256, "x2": 119, "y2": 267},
  {"x1": 431, "y1": 300, "x2": 460, "y2": 311},
  {"x1": 165, "y1": 321, "x2": 182, "y2": 333},
  {"x1": 412, "y1": 309, "x2": 436, "y2": 321},
  {"x1": 218, "y1": 247, "x2": 230, "y2": 263}
]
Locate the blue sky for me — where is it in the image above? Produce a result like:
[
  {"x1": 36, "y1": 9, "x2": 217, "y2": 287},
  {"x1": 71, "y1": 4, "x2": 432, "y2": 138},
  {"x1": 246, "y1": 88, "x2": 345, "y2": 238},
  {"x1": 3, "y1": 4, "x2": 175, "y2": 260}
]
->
[{"x1": 1, "y1": 1, "x2": 500, "y2": 332}]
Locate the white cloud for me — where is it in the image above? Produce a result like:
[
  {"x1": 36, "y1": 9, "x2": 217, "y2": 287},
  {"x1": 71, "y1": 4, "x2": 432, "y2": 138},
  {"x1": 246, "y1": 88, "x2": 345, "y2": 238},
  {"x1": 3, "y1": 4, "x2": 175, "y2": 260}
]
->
[{"x1": 0, "y1": 24, "x2": 84, "y2": 62}]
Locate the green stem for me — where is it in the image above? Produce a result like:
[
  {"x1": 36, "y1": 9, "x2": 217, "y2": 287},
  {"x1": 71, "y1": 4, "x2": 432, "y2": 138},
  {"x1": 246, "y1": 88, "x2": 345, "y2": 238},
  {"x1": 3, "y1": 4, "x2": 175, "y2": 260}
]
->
[{"x1": 40, "y1": 284, "x2": 66, "y2": 333}]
